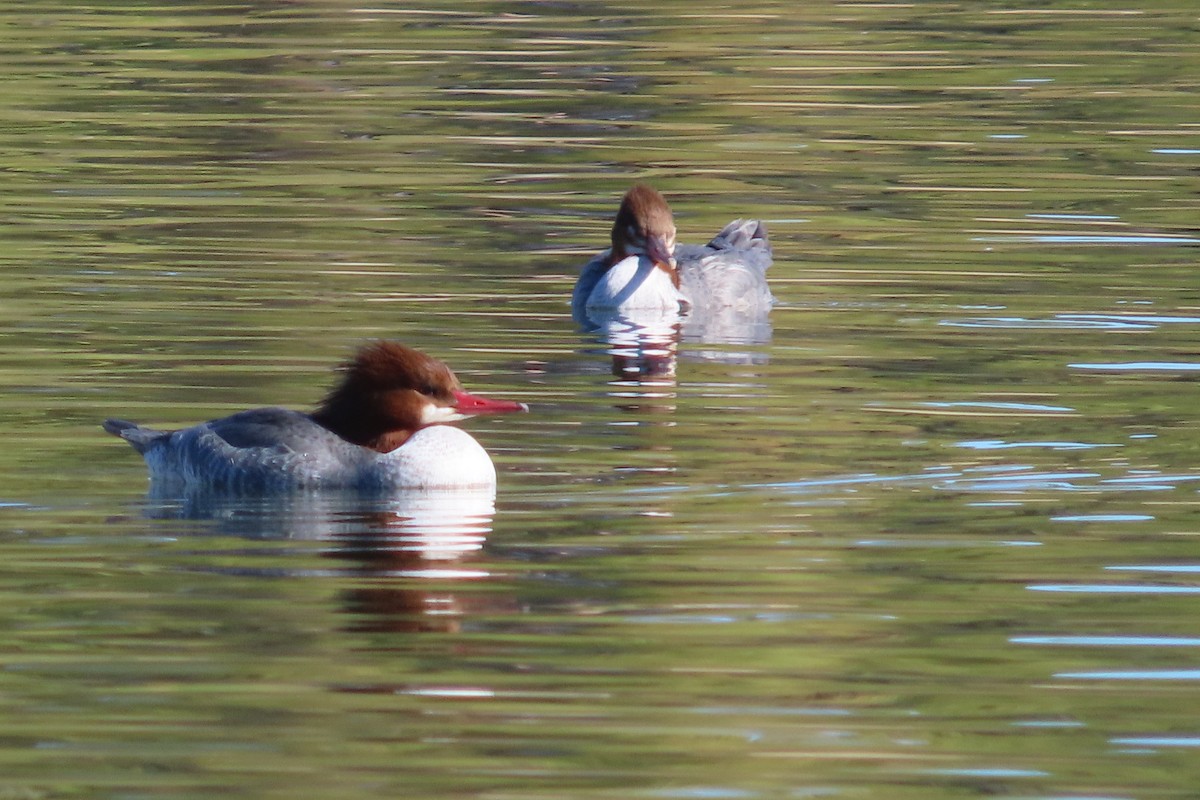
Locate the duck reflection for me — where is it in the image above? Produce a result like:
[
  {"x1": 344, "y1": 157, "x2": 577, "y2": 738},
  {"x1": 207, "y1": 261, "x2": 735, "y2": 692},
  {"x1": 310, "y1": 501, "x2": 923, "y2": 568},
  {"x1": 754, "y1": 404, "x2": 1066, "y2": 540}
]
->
[
  {"x1": 327, "y1": 488, "x2": 498, "y2": 634},
  {"x1": 139, "y1": 486, "x2": 502, "y2": 633},
  {"x1": 580, "y1": 299, "x2": 772, "y2": 405},
  {"x1": 587, "y1": 308, "x2": 682, "y2": 412}
]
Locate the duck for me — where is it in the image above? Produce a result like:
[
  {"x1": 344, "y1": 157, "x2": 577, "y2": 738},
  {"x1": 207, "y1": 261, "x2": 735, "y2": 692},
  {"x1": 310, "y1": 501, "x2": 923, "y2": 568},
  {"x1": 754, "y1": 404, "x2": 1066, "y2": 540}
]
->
[
  {"x1": 102, "y1": 341, "x2": 527, "y2": 492},
  {"x1": 572, "y1": 183, "x2": 773, "y2": 323}
]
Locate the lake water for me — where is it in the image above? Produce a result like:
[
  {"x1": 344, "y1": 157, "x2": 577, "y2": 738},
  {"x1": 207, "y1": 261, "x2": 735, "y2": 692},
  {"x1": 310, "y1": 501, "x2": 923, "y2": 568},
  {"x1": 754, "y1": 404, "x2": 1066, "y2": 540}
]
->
[{"x1": 3, "y1": 1, "x2": 1200, "y2": 797}]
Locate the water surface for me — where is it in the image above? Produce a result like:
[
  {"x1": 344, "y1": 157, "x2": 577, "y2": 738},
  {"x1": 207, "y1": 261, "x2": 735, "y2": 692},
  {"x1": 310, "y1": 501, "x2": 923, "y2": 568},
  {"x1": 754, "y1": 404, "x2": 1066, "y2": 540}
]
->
[{"x1": 3, "y1": 2, "x2": 1200, "y2": 798}]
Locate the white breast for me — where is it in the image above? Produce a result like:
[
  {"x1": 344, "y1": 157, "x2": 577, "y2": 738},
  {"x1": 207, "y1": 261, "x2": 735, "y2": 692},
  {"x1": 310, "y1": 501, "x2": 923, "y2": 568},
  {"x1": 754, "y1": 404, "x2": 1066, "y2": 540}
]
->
[
  {"x1": 376, "y1": 425, "x2": 497, "y2": 490},
  {"x1": 584, "y1": 255, "x2": 686, "y2": 313}
]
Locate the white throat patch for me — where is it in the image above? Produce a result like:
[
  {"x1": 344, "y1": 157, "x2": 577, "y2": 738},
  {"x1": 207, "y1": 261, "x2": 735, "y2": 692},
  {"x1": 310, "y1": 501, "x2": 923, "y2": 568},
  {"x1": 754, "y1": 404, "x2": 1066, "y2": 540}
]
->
[{"x1": 421, "y1": 403, "x2": 467, "y2": 425}]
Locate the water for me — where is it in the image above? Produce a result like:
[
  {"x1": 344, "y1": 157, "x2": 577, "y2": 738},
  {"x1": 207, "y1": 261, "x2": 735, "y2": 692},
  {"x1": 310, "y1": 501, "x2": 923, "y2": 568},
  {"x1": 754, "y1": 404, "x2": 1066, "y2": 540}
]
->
[{"x1": 3, "y1": 1, "x2": 1200, "y2": 797}]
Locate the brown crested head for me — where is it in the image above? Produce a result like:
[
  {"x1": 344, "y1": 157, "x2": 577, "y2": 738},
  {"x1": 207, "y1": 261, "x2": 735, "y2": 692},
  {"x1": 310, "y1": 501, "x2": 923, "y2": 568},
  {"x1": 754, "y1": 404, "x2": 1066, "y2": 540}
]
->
[
  {"x1": 610, "y1": 184, "x2": 678, "y2": 280},
  {"x1": 311, "y1": 341, "x2": 525, "y2": 453}
]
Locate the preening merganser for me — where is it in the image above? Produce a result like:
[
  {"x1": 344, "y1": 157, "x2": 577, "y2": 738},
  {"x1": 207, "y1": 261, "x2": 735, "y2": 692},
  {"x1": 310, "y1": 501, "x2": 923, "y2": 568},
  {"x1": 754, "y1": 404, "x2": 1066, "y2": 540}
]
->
[
  {"x1": 572, "y1": 183, "x2": 774, "y2": 322},
  {"x1": 103, "y1": 341, "x2": 527, "y2": 492}
]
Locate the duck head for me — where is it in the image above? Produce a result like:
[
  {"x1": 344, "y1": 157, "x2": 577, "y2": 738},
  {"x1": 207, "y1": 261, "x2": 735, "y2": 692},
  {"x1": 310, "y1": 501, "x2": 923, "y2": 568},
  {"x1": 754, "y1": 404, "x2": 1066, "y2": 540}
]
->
[
  {"x1": 311, "y1": 341, "x2": 527, "y2": 453},
  {"x1": 610, "y1": 184, "x2": 678, "y2": 286}
]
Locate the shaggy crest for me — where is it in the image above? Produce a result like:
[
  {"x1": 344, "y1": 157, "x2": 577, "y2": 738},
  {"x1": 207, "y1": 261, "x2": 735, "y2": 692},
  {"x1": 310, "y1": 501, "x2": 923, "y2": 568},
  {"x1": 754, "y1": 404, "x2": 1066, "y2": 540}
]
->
[
  {"x1": 325, "y1": 341, "x2": 460, "y2": 406},
  {"x1": 312, "y1": 341, "x2": 461, "y2": 452},
  {"x1": 611, "y1": 183, "x2": 679, "y2": 286}
]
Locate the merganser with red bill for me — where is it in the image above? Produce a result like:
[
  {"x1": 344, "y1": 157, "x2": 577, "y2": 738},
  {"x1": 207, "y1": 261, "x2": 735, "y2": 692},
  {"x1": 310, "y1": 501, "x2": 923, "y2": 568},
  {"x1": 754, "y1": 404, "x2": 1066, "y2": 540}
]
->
[
  {"x1": 572, "y1": 183, "x2": 773, "y2": 321},
  {"x1": 102, "y1": 341, "x2": 527, "y2": 492}
]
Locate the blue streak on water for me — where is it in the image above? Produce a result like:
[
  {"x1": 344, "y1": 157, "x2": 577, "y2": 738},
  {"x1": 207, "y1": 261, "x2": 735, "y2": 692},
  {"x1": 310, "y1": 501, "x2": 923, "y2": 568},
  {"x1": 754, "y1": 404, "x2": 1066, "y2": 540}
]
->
[
  {"x1": 1061, "y1": 313, "x2": 1200, "y2": 324},
  {"x1": 937, "y1": 471, "x2": 1100, "y2": 492},
  {"x1": 748, "y1": 470, "x2": 961, "y2": 493},
  {"x1": 694, "y1": 707, "x2": 853, "y2": 717},
  {"x1": 1070, "y1": 362, "x2": 1200, "y2": 371},
  {"x1": 1026, "y1": 213, "x2": 1120, "y2": 220},
  {"x1": 1108, "y1": 565, "x2": 1200, "y2": 573},
  {"x1": 1030, "y1": 585, "x2": 1200, "y2": 594},
  {"x1": 751, "y1": 462, "x2": 1187, "y2": 504},
  {"x1": 922, "y1": 401, "x2": 1074, "y2": 412},
  {"x1": 651, "y1": 788, "x2": 756, "y2": 799},
  {"x1": 924, "y1": 768, "x2": 1048, "y2": 777},
  {"x1": 1013, "y1": 635, "x2": 1200, "y2": 646},
  {"x1": 855, "y1": 539, "x2": 1040, "y2": 548},
  {"x1": 626, "y1": 615, "x2": 741, "y2": 625},
  {"x1": 1050, "y1": 514, "x2": 1153, "y2": 522},
  {"x1": 941, "y1": 317, "x2": 1155, "y2": 330},
  {"x1": 1111, "y1": 737, "x2": 1200, "y2": 747},
  {"x1": 1100, "y1": 474, "x2": 1200, "y2": 488},
  {"x1": 968, "y1": 464, "x2": 1040, "y2": 474},
  {"x1": 956, "y1": 439, "x2": 1117, "y2": 451},
  {"x1": 1152, "y1": 148, "x2": 1200, "y2": 154},
  {"x1": 972, "y1": 235, "x2": 1200, "y2": 244},
  {"x1": 1058, "y1": 670, "x2": 1200, "y2": 680}
]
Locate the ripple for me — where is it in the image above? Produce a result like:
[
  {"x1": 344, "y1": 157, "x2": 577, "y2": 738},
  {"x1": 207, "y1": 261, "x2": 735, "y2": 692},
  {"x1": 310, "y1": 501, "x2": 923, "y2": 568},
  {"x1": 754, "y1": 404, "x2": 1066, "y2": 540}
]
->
[
  {"x1": 1070, "y1": 362, "x2": 1200, "y2": 371},
  {"x1": 924, "y1": 768, "x2": 1049, "y2": 777},
  {"x1": 1101, "y1": 474, "x2": 1200, "y2": 486},
  {"x1": 1108, "y1": 565, "x2": 1200, "y2": 574},
  {"x1": 402, "y1": 686, "x2": 496, "y2": 698},
  {"x1": 957, "y1": 439, "x2": 1117, "y2": 451},
  {"x1": 941, "y1": 311, "x2": 1200, "y2": 331},
  {"x1": 1013, "y1": 635, "x2": 1200, "y2": 646},
  {"x1": 941, "y1": 316, "x2": 1155, "y2": 330},
  {"x1": 625, "y1": 614, "x2": 743, "y2": 625},
  {"x1": 1058, "y1": 670, "x2": 1200, "y2": 680},
  {"x1": 1060, "y1": 313, "x2": 1200, "y2": 325},
  {"x1": 1050, "y1": 514, "x2": 1153, "y2": 522},
  {"x1": 651, "y1": 789, "x2": 756, "y2": 799},
  {"x1": 1030, "y1": 585, "x2": 1200, "y2": 594},
  {"x1": 753, "y1": 463, "x2": 1191, "y2": 503},
  {"x1": 973, "y1": 235, "x2": 1200, "y2": 245},
  {"x1": 856, "y1": 539, "x2": 1040, "y2": 548},
  {"x1": 923, "y1": 401, "x2": 1074, "y2": 412},
  {"x1": 1027, "y1": 213, "x2": 1120, "y2": 220},
  {"x1": 750, "y1": 469, "x2": 960, "y2": 493},
  {"x1": 1111, "y1": 736, "x2": 1200, "y2": 747},
  {"x1": 694, "y1": 706, "x2": 853, "y2": 717},
  {"x1": 936, "y1": 470, "x2": 1100, "y2": 492}
]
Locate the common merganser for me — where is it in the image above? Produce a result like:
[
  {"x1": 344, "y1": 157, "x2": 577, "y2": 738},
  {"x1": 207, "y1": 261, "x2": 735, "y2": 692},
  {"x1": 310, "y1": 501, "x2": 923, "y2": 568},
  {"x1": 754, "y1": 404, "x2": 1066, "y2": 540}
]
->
[
  {"x1": 572, "y1": 183, "x2": 774, "y2": 322},
  {"x1": 102, "y1": 341, "x2": 527, "y2": 492}
]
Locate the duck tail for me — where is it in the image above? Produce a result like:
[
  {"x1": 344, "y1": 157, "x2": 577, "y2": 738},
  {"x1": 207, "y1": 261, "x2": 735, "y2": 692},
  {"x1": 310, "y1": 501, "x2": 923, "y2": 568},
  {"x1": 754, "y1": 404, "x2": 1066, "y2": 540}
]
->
[
  {"x1": 102, "y1": 418, "x2": 168, "y2": 455},
  {"x1": 709, "y1": 219, "x2": 771, "y2": 256}
]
